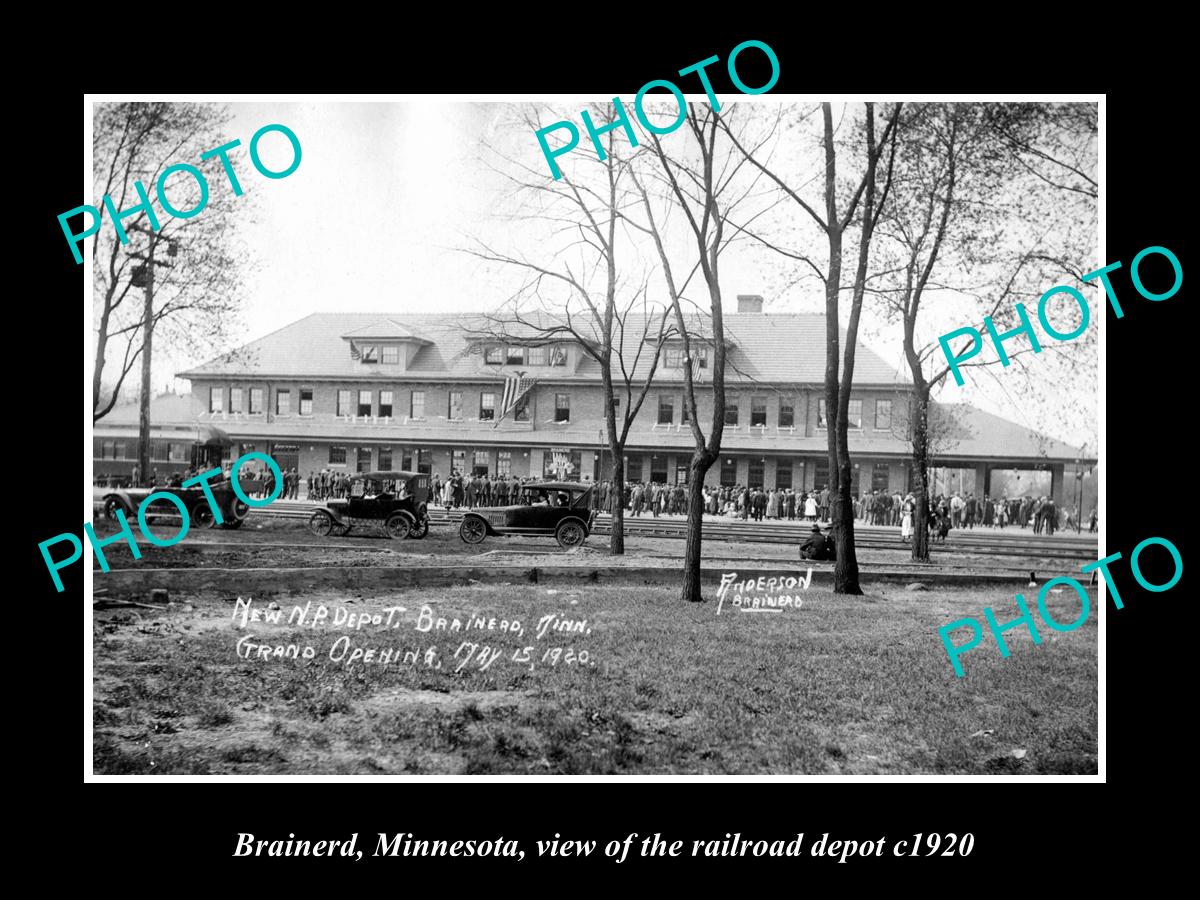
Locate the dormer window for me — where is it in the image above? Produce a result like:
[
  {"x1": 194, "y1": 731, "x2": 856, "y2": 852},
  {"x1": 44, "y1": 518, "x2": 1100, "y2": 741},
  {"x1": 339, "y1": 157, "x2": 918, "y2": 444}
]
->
[
  {"x1": 528, "y1": 346, "x2": 547, "y2": 366},
  {"x1": 358, "y1": 344, "x2": 379, "y2": 364},
  {"x1": 549, "y1": 345, "x2": 567, "y2": 366},
  {"x1": 484, "y1": 345, "x2": 504, "y2": 365},
  {"x1": 507, "y1": 346, "x2": 525, "y2": 365},
  {"x1": 381, "y1": 345, "x2": 400, "y2": 365}
]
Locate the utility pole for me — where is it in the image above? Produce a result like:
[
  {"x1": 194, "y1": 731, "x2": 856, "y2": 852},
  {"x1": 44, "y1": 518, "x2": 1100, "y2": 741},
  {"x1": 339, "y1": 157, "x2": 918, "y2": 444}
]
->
[{"x1": 128, "y1": 225, "x2": 176, "y2": 486}]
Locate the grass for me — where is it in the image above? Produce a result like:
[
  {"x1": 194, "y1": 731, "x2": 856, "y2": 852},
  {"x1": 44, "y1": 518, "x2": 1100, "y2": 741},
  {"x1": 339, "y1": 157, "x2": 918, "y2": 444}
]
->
[{"x1": 92, "y1": 583, "x2": 1097, "y2": 775}]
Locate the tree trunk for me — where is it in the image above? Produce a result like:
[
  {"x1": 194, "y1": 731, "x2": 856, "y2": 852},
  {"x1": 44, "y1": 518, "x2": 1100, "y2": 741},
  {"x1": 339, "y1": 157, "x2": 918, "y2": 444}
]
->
[
  {"x1": 680, "y1": 456, "x2": 710, "y2": 603},
  {"x1": 609, "y1": 453, "x2": 625, "y2": 555},
  {"x1": 833, "y1": 436, "x2": 863, "y2": 595},
  {"x1": 910, "y1": 389, "x2": 931, "y2": 562}
]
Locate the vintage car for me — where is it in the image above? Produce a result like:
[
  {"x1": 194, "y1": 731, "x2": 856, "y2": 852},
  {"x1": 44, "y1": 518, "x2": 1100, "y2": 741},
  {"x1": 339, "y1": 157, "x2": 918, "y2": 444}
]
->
[
  {"x1": 458, "y1": 481, "x2": 596, "y2": 548},
  {"x1": 307, "y1": 470, "x2": 431, "y2": 540},
  {"x1": 100, "y1": 478, "x2": 251, "y2": 529}
]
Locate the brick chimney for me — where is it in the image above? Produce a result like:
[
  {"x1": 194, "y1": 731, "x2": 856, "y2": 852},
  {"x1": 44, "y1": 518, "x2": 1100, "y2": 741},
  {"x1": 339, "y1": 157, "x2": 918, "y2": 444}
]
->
[{"x1": 737, "y1": 294, "x2": 764, "y2": 313}]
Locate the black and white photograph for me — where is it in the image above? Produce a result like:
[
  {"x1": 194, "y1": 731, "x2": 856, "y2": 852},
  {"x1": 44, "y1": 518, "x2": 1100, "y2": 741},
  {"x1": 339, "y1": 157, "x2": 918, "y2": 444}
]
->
[{"x1": 82, "y1": 94, "x2": 1102, "y2": 778}]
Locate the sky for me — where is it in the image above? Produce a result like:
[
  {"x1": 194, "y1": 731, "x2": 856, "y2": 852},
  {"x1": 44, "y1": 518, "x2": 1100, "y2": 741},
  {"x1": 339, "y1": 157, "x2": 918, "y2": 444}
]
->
[{"x1": 109, "y1": 100, "x2": 1097, "y2": 452}]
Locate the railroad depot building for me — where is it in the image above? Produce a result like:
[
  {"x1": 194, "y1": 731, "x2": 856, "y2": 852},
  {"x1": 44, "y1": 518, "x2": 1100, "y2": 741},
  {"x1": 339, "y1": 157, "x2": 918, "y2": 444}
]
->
[{"x1": 140, "y1": 298, "x2": 1096, "y2": 506}]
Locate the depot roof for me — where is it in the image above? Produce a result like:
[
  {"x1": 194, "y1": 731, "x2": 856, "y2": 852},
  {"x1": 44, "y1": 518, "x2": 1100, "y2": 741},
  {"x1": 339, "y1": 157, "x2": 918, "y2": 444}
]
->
[{"x1": 178, "y1": 312, "x2": 908, "y2": 387}]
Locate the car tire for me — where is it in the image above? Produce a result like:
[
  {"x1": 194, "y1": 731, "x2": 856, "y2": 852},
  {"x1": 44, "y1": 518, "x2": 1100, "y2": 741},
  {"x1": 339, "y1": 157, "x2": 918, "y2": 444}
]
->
[
  {"x1": 192, "y1": 503, "x2": 215, "y2": 528},
  {"x1": 409, "y1": 516, "x2": 429, "y2": 539},
  {"x1": 555, "y1": 519, "x2": 587, "y2": 548},
  {"x1": 103, "y1": 497, "x2": 130, "y2": 521},
  {"x1": 459, "y1": 516, "x2": 487, "y2": 545},
  {"x1": 220, "y1": 519, "x2": 244, "y2": 530},
  {"x1": 308, "y1": 511, "x2": 334, "y2": 537},
  {"x1": 385, "y1": 512, "x2": 412, "y2": 540}
]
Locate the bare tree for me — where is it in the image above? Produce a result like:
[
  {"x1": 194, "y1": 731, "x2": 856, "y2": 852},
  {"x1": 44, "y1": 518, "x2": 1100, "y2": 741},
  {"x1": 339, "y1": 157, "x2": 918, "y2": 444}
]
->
[
  {"x1": 627, "y1": 103, "x2": 770, "y2": 603},
  {"x1": 871, "y1": 102, "x2": 1097, "y2": 561},
  {"x1": 723, "y1": 102, "x2": 901, "y2": 594},
  {"x1": 462, "y1": 105, "x2": 672, "y2": 554},
  {"x1": 92, "y1": 102, "x2": 252, "y2": 435}
]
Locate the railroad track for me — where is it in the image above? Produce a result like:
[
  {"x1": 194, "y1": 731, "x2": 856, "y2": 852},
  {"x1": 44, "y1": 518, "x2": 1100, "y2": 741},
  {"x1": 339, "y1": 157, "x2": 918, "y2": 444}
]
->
[{"x1": 225, "y1": 501, "x2": 1096, "y2": 562}]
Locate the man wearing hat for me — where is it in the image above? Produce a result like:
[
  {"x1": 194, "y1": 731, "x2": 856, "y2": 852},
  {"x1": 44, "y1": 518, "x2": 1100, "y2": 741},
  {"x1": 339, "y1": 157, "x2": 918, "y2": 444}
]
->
[{"x1": 799, "y1": 523, "x2": 835, "y2": 561}]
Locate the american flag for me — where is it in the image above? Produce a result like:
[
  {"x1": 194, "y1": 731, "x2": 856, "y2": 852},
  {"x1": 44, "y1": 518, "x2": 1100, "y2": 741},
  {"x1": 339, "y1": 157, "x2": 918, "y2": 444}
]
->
[
  {"x1": 349, "y1": 341, "x2": 361, "y2": 360},
  {"x1": 689, "y1": 350, "x2": 704, "y2": 382},
  {"x1": 495, "y1": 371, "x2": 534, "y2": 428}
]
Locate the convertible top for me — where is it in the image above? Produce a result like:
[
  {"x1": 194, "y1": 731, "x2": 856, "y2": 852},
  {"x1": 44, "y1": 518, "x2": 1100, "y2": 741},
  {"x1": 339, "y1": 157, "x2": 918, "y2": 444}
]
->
[{"x1": 355, "y1": 470, "x2": 421, "y2": 482}]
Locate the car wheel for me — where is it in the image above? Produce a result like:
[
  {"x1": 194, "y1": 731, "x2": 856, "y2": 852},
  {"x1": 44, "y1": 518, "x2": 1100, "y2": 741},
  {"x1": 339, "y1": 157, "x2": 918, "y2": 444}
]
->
[
  {"x1": 220, "y1": 519, "x2": 244, "y2": 530},
  {"x1": 409, "y1": 516, "x2": 429, "y2": 539},
  {"x1": 103, "y1": 498, "x2": 130, "y2": 521},
  {"x1": 459, "y1": 516, "x2": 487, "y2": 545},
  {"x1": 192, "y1": 503, "x2": 215, "y2": 528},
  {"x1": 385, "y1": 512, "x2": 412, "y2": 540},
  {"x1": 308, "y1": 511, "x2": 334, "y2": 537},
  {"x1": 555, "y1": 520, "x2": 587, "y2": 548}
]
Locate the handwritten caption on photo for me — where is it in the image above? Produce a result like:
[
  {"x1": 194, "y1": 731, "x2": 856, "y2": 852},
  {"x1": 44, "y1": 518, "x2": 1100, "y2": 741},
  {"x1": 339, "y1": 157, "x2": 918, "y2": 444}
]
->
[
  {"x1": 231, "y1": 598, "x2": 598, "y2": 672},
  {"x1": 715, "y1": 570, "x2": 812, "y2": 615}
]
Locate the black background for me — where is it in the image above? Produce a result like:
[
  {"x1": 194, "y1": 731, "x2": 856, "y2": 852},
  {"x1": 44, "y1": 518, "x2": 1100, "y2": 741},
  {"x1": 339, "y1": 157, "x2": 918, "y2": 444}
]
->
[{"x1": 28, "y1": 19, "x2": 1185, "y2": 888}]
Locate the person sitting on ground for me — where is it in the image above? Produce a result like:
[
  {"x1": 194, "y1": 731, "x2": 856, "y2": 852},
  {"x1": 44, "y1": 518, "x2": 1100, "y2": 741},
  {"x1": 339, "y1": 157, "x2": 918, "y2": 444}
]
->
[{"x1": 799, "y1": 524, "x2": 835, "y2": 561}]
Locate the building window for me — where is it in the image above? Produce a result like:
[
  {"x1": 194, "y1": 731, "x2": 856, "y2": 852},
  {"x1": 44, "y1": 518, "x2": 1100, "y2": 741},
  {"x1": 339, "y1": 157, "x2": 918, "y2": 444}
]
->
[
  {"x1": 627, "y1": 455, "x2": 643, "y2": 482},
  {"x1": 336, "y1": 390, "x2": 351, "y2": 417},
  {"x1": 848, "y1": 399, "x2": 862, "y2": 429},
  {"x1": 814, "y1": 458, "x2": 829, "y2": 491},
  {"x1": 506, "y1": 346, "x2": 525, "y2": 365},
  {"x1": 697, "y1": 346, "x2": 708, "y2": 369},
  {"x1": 473, "y1": 449, "x2": 490, "y2": 476},
  {"x1": 681, "y1": 398, "x2": 690, "y2": 424},
  {"x1": 411, "y1": 391, "x2": 425, "y2": 419},
  {"x1": 379, "y1": 390, "x2": 393, "y2": 418},
  {"x1": 299, "y1": 388, "x2": 313, "y2": 416},
  {"x1": 650, "y1": 456, "x2": 668, "y2": 483},
  {"x1": 818, "y1": 398, "x2": 828, "y2": 429},
  {"x1": 724, "y1": 399, "x2": 739, "y2": 427},
  {"x1": 664, "y1": 346, "x2": 683, "y2": 368},
  {"x1": 229, "y1": 387, "x2": 243, "y2": 414},
  {"x1": 514, "y1": 393, "x2": 530, "y2": 422},
  {"x1": 448, "y1": 391, "x2": 463, "y2": 419},
  {"x1": 720, "y1": 457, "x2": 737, "y2": 486},
  {"x1": 360, "y1": 345, "x2": 379, "y2": 364},
  {"x1": 776, "y1": 460, "x2": 792, "y2": 490},
  {"x1": 169, "y1": 442, "x2": 188, "y2": 462},
  {"x1": 152, "y1": 441, "x2": 169, "y2": 462},
  {"x1": 209, "y1": 387, "x2": 224, "y2": 414},
  {"x1": 401, "y1": 447, "x2": 413, "y2": 470},
  {"x1": 418, "y1": 449, "x2": 432, "y2": 474},
  {"x1": 484, "y1": 345, "x2": 503, "y2": 364},
  {"x1": 378, "y1": 447, "x2": 392, "y2": 470},
  {"x1": 779, "y1": 401, "x2": 794, "y2": 428},
  {"x1": 480, "y1": 392, "x2": 496, "y2": 421},
  {"x1": 549, "y1": 345, "x2": 567, "y2": 366},
  {"x1": 329, "y1": 446, "x2": 347, "y2": 465},
  {"x1": 872, "y1": 462, "x2": 890, "y2": 492},
  {"x1": 358, "y1": 390, "x2": 372, "y2": 417},
  {"x1": 544, "y1": 448, "x2": 582, "y2": 480},
  {"x1": 875, "y1": 398, "x2": 892, "y2": 431},
  {"x1": 357, "y1": 447, "x2": 372, "y2": 472},
  {"x1": 496, "y1": 450, "x2": 512, "y2": 477},
  {"x1": 381, "y1": 345, "x2": 400, "y2": 365},
  {"x1": 452, "y1": 448, "x2": 465, "y2": 475},
  {"x1": 748, "y1": 458, "x2": 764, "y2": 488},
  {"x1": 751, "y1": 396, "x2": 767, "y2": 427},
  {"x1": 276, "y1": 389, "x2": 290, "y2": 416},
  {"x1": 554, "y1": 393, "x2": 570, "y2": 422},
  {"x1": 528, "y1": 346, "x2": 546, "y2": 366},
  {"x1": 99, "y1": 439, "x2": 114, "y2": 460},
  {"x1": 658, "y1": 395, "x2": 674, "y2": 425}
]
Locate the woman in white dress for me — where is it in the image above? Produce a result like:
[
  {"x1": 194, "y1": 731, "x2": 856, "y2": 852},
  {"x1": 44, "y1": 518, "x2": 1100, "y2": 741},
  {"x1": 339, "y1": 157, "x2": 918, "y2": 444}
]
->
[
  {"x1": 804, "y1": 494, "x2": 818, "y2": 521},
  {"x1": 900, "y1": 494, "x2": 915, "y2": 541}
]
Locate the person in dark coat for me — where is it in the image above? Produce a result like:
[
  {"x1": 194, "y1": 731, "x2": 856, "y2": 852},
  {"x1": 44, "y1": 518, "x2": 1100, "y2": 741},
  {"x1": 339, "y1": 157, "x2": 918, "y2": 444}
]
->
[{"x1": 799, "y1": 524, "x2": 835, "y2": 561}]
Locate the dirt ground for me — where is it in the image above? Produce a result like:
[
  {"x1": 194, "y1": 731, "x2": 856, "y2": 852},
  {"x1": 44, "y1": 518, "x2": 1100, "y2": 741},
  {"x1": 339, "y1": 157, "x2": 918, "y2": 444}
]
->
[{"x1": 92, "y1": 581, "x2": 1098, "y2": 776}]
